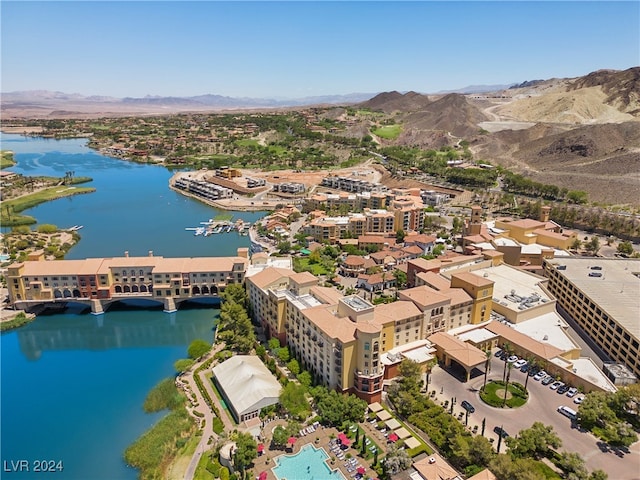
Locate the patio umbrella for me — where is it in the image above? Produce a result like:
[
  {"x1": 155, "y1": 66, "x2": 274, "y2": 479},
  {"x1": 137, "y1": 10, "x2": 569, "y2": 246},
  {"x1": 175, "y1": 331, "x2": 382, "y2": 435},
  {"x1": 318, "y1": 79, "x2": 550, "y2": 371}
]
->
[
  {"x1": 288, "y1": 436, "x2": 297, "y2": 445},
  {"x1": 257, "y1": 444, "x2": 265, "y2": 454},
  {"x1": 258, "y1": 471, "x2": 267, "y2": 480},
  {"x1": 357, "y1": 466, "x2": 366, "y2": 475},
  {"x1": 338, "y1": 432, "x2": 351, "y2": 446},
  {"x1": 388, "y1": 432, "x2": 399, "y2": 442}
]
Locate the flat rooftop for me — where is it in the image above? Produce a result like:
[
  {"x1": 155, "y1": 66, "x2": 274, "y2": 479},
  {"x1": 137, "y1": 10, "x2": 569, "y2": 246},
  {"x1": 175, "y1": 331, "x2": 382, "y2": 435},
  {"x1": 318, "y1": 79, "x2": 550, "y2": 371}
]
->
[
  {"x1": 511, "y1": 312, "x2": 580, "y2": 353},
  {"x1": 546, "y1": 258, "x2": 640, "y2": 339},
  {"x1": 473, "y1": 264, "x2": 553, "y2": 310},
  {"x1": 568, "y1": 357, "x2": 617, "y2": 392}
]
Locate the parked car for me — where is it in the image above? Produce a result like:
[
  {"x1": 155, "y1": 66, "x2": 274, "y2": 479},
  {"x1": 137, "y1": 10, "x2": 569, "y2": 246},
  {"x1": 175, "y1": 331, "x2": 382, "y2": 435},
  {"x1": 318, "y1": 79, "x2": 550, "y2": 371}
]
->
[
  {"x1": 557, "y1": 384, "x2": 570, "y2": 395},
  {"x1": 528, "y1": 366, "x2": 539, "y2": 377},
  {"x1": 534, "y1": 370, "x2": 547, "y2": 381},
  {"x1": 541, "y1": 375, "x2": 554, "y2": 385},
  {"x1": 550, "y1": 381, "x2": 564, "y2": 390},
  {"x1": 573, "y1": 395, "x2": 585, "y2": 405},
  {"x1": 566, "y1": 387, "x2": 578, "y2": 398},
  {"x1": 514, "y1": 359, "x2": 528, "y2": 369},
  {"x1": 461, "y1": 400, "x2": 475, "y2": 413},
  {"x1": 507, "y1": 355, "x2": 519, "y2": 363},
  {"x1": 493, "y1": 426, "x2": 509, "y2": 438},
  {"x1": 494, "y1": 349, "x2": 503, "y2": 357}
]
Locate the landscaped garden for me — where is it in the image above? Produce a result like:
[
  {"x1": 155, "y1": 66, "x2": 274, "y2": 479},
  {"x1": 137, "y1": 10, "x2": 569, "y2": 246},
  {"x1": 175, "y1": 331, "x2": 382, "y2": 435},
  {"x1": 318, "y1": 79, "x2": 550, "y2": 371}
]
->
[{"x1": 480, "y1": 381, "x2": 528, "y2": 408}]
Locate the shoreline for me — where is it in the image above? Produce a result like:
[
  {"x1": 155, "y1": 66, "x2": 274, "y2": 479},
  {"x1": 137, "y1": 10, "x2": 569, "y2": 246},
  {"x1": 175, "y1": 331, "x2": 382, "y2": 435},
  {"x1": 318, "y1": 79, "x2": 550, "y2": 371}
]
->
[{"x1": 168, "y1": 172, "x2": 279, "y2": 212}]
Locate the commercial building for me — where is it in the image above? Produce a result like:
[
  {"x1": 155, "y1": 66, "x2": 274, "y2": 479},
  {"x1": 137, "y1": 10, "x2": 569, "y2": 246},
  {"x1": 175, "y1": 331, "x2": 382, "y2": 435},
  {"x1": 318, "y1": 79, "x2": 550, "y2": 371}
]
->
[
  {"x1": 6, "y1": 249, "x2": 249, "y2": 314},
  {"x1": 543, "y1": 257, "x2": 640, "y2": 379}
]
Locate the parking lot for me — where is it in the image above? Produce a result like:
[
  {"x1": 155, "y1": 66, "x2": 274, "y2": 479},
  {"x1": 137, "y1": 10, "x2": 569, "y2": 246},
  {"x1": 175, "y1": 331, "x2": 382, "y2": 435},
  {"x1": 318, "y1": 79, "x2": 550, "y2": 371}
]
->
[{"x1": 427, "y1": 349, "x2": 640, "y2": 479}]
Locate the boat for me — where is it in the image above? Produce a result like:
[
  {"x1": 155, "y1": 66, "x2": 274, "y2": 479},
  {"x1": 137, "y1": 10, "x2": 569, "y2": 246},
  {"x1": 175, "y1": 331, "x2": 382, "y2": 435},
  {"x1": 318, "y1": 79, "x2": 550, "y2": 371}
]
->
[
  {"x1": 194, "y1": 227, "x2": 206, "y2": 236},
  {"x1": 68, "y1": 225, "x2": 84, "y2": 231}
]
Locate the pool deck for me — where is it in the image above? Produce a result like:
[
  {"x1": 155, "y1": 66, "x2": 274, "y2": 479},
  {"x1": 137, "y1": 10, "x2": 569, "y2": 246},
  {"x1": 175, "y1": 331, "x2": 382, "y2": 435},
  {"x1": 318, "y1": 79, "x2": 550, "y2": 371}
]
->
[{"x1": 252, "y1": 420, "x2": 381, "y2": 480}]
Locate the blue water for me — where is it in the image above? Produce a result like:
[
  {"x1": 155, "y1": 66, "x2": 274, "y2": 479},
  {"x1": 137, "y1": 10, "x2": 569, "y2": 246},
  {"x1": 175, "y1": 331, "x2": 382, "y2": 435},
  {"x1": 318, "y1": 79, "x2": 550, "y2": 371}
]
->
[
  {"x1": 0, "y1": 133, "x2": 265, "y2": 258},
  {"x1": 272, "y1": 444, "x2": 346, "y2": 480},
  {"x1": 0, "y1": 133, "x2": 267, "y2": 479}
]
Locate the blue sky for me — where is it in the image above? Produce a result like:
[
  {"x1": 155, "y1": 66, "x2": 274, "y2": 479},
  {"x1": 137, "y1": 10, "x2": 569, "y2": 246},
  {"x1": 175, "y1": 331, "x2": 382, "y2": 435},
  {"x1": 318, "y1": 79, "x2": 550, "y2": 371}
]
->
[{"x1": 1, "y1": 1, "x2": 638, "y2": 98}]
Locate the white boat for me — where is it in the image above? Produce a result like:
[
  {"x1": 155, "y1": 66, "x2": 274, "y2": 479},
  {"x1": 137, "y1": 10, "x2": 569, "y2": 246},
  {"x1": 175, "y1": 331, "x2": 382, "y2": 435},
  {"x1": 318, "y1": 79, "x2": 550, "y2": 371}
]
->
[{"x1": 194, "y1": 227, "x2": 206, "y2": 236}]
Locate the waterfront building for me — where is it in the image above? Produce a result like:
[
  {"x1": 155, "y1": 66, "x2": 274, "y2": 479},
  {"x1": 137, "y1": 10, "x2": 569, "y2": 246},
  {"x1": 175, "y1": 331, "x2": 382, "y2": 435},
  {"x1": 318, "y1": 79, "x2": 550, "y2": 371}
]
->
[
  {"x1": 543, "y1": 257, "x2": 640, "y2": 379},
  {"x1": 7, "y1": 249, "x2": 249, "y2": 314},
  {"x1": 174, "y1": 176, "x2": 233, "y2": 200}
]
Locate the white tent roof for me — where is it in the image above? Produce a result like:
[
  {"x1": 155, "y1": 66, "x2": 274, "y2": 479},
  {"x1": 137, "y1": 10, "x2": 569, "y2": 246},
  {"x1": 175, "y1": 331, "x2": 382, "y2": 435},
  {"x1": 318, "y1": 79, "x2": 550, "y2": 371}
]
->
[{"x1": 212, "y1": 355, "x2": 282, "y2": 417}]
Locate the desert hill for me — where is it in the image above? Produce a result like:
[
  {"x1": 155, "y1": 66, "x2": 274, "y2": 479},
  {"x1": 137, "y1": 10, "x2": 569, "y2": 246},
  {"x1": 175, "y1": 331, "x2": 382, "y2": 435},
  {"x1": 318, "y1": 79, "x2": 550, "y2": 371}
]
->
[{"x1": 359, "y1": 91, "x2": 432, "y2": 113}]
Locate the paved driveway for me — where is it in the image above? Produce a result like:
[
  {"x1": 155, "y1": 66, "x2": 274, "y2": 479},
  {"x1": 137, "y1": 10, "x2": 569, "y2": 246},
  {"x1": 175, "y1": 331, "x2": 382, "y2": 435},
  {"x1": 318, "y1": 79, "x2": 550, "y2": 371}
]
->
[{"x1": 427, "y1": 352, "x2": 640, "y2": 479}]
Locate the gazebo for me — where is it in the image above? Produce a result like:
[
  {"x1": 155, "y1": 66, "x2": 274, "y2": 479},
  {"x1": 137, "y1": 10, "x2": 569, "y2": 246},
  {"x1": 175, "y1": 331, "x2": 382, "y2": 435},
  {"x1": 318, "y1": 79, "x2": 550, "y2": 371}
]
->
[
  {"x1": 394, "y1": 427, "x2": 412, "y2": 439},
  {"x1": 376, "y1": 409, "x2": 392, "y2": 421},
  {"x1": 385, "y1": 418, "x2": 401, "y2": 430}
]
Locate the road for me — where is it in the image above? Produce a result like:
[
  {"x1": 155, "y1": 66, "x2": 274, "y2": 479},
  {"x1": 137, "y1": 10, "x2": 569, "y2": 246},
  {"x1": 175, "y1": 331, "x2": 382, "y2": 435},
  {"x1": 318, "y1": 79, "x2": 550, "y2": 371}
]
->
[{"x1": 428, "y1": 352, "x2": 640, "y2": 479}]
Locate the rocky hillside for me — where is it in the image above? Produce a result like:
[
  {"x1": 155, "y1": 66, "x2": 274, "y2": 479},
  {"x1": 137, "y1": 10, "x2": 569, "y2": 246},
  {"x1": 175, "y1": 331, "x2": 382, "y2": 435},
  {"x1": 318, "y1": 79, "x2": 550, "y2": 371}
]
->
[{"x1": 361, "y1": 68, "x2": 639, "y2": 205}]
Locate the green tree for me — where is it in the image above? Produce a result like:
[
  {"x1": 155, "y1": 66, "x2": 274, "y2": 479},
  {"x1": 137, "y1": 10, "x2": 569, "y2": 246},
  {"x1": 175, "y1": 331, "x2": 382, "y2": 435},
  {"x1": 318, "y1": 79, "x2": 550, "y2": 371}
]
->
[
  {"x1": 617, "y1": 241, "x2": 634, "y2": 256},
  {"x1": 297, "y1": 370, "x2": 312, "y2": 388},
  {"x1": 393, "y1": 268, "x2": 407, "y2": 288},
  {"x1": 221, "y1": 282, "x2": 248, "y2": 308},
  {"x1": 570, "y1": 237, "x2": 582, "y2": 251},
  {"x1": 396, "y1": 229, "x2": 406, "y2": 243},
  {"x1": 557, "y1": 452, "x2": 588, "y2": 480},
  {"x1": 506, "y1": 422, "x2": 561, "y2": 459},
  {"x1": 277, "y1": 346, "x2": 291, "y2": 364},
  {"x1": 187, "y1": 339, "x2": 211, "y2": 359},
  {"x1": 287, "y1": 358, "x2": 300, "y2": 376},
  {"x1": 585, "y1": 236, "x2": 601, "y2": 255},
  {"x1": 271, "y1": 425, "x2": 288, "y2": 448},
  {"x1": 279, "y1": 382, "x2": 310, "y2": 420},
  {"x1": 174, "y1": 358, "x2": 194, "y2": 373},
  {"x1": 382, "y1": 444, "x2": 412, "y2": 476},
  {"x1": 36, "y1": 224, "x2": 58, "y2": 234},
  {"x1": 268, "y1": 338, "x2": 281, "y2": 351},
  {"x1": 232, "y1": 431, "x2": 257, "y2": 473}
]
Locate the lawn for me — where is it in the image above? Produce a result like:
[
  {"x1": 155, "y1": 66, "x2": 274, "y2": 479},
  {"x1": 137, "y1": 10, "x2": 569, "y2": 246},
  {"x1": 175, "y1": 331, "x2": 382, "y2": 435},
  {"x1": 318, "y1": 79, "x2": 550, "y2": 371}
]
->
[
  {"x1": 236, "y1": 138, "x2": 260, "y2": 147},
  {"x1": 1, "y1": 151, "x2": 16, "y2": 169},
  {"x1": 293, "y1": 257, "x2": 330, "y2": 276},
  {"x1": 372, "y1": 125, "x2": 402, "y2": 139},
  {"x1": 480, "y1": 381, "x2": 528, "y2": 408},
  {"x1": 1, "y1": 185, "x2": 96, "y2": 226}
]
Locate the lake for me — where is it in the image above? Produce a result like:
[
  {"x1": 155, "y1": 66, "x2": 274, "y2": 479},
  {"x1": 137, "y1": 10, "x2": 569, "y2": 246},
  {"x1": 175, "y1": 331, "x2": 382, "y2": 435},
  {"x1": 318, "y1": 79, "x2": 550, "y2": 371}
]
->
[{"x1": 0, "y1": 133, "x2": 262, "y2": 479}]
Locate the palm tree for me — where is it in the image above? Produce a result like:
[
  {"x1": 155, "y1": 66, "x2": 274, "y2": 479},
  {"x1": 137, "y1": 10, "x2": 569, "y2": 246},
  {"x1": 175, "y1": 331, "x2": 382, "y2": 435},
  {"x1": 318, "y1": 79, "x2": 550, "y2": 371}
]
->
[
  {"x1": 482, "y1": 349, "x2": 492, "y2": 391},
  {"x1": 502, "y1": 342, "x2": 512, "y2": 382},
  {"x1": 503, "y1": 362, "x2": 513, "y2": 407},
  {"x1": 524, "y1": 357, "x2": 536, "y2": 393}
]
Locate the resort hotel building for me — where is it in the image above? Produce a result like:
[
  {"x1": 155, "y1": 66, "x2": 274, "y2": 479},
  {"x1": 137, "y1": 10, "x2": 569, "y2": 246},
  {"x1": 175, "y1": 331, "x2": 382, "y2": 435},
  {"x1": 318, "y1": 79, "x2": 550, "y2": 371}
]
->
[
  {"x1": 6, "y1": 248, "x2": 249, "y2": 314},
  {"x1": 247, "y1": 250, "x2": 623, "y2": 403}
]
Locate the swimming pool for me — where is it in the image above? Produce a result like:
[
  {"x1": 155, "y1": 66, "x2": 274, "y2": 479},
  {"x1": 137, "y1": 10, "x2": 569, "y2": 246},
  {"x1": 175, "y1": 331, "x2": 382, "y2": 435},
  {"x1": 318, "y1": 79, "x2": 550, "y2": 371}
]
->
[{"x1": 272, "y1": 444, "x2": 346, "y2": 480}]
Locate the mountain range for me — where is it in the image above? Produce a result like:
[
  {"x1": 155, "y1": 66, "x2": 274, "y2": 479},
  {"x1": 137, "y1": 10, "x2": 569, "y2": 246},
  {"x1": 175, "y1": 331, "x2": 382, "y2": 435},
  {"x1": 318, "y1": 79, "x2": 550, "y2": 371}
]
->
[{"x1": 1, "y1": 66, "x2": 639, "y2": 206}]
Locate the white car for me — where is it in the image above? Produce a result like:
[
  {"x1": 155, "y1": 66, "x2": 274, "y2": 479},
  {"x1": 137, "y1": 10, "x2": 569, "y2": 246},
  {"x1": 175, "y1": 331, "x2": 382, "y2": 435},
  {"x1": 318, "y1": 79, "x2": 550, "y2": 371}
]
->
[
  {"x1": 534, "y1": 370, "x2": 547, "y2": 381},
  {"x1": 550, "y1": 381, "x2": 563, "y2": 390},
  {"x1": 514, "y1": 359, "x2": 528, "y2": 369},
  {"x1": 507, "y1": 355, "x2": 519, "y2": 363},
  {"x1": 573, "y1": 395, "x2": 585, "y2": 405},
  {"x1": 566, "y1": 387, "x2": 578, "y2": 398}
]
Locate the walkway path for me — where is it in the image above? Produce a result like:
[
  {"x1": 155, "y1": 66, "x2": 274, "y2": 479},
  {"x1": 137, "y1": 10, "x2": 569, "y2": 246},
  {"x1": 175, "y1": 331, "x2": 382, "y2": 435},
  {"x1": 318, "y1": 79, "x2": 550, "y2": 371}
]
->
[{"x1": 178, "y1": 343, "x2": 226, "y2": 480}]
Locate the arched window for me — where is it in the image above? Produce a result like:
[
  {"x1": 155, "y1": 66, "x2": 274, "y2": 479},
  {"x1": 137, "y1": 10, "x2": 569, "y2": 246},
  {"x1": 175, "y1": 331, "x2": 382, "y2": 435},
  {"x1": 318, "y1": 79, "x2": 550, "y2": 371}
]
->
[
  {"x1": 139, "y1": 269, "x2": 144, "y2": 276},
  {"x1": 115, "y1": 285, "x2": 122, "y2": 293},
  {"x1": 124, "y1": 285, "x2": 131, "y2": 293},
  {"x1": 130, "y1": 269, "x2": 135, "y2": 277},
  {"x1": 139, "y1": 285, "x2": 148, "y2": 293},
  {"x1": 131, "y1": 285, "x2": 139, "y2": 293}
]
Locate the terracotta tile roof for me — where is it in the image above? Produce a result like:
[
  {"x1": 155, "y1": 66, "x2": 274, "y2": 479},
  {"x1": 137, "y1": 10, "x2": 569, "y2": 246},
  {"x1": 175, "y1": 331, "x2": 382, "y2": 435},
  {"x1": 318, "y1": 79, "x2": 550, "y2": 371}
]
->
[
  {"x1": 415, "y1": 271, "x2": 451, "y2": 291},
  {"x1": 303, "y1": 305, "x2": 357, "y2": 343},
  {"x1": 428, "y1": 331, "x2": 487, "y2": 367},
  {"x1": 451, "y1": 271, "x2": 494, "y2": 288},
  {"x1": 373, "y1": 301, "x2": 422, "y2": 326},
  {"x1": 343, "y1": 255, "x2": 366, "y2": 267},
  {"x1": 399, "y1": 286, "x2": 451, "y2": 310}
]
